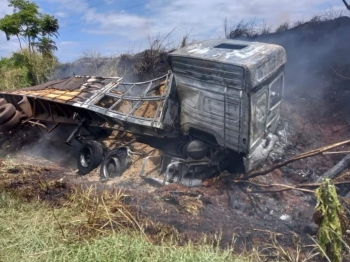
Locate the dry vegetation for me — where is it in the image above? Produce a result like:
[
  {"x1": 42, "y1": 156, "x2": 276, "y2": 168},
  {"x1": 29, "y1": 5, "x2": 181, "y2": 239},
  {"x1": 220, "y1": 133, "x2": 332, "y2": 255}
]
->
[
  {"x1": 54, "y1": 30, "x2": 195, "y2": 81},
  {"x1": 0, "y1": 158, "x2": 241, "y2": 262},
  {"x1": 0, "y1": 192, "x2": 241, "y2": 262},
  {"x1": 224, "y1": 7, "x2": 346, "y2": 38},
  {"x1": 0, "y1": 157, "x2": 335, "y2": 261}
]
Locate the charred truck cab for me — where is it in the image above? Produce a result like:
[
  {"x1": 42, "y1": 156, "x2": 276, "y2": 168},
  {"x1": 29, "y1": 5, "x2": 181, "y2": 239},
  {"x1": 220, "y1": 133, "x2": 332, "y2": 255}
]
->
[{"x1": 167, "y1": 39, "x2": 287, "y2": 173}]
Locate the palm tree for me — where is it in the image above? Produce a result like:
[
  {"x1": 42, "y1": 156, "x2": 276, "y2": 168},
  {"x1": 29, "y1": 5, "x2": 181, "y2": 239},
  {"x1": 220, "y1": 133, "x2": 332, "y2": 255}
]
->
[{"x1": 36, "y1": 36, "x2": 57, "y2": 58}]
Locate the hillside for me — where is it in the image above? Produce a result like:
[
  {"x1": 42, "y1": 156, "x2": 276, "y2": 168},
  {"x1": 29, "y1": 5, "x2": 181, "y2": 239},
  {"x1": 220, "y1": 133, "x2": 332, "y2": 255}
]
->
[{"x1": 53, "y1": 49, "x2": 170, "y2": 82}]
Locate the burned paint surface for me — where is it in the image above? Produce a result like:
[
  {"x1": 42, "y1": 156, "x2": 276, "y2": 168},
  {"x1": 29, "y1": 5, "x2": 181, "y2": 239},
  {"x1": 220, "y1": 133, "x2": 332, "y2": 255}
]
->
[
  {"x1": 168, "y1": 40, "x2": 287, "y2": 166},
  {"x1": 169, "y1": 39, "x2": 287, "y2": 89}
]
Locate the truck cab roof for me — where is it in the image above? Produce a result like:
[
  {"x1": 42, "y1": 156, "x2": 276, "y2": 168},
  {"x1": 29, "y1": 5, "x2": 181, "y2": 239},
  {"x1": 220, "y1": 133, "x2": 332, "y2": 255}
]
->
[{"x1": 169, "y1": 39, "x2": 287, "y2": 88}]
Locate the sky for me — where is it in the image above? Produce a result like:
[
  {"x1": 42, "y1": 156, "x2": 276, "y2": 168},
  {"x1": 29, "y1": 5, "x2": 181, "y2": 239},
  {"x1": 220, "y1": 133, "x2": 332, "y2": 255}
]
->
[{"x1": 0, "y1": 0, "x2": 347, "y2": 62}]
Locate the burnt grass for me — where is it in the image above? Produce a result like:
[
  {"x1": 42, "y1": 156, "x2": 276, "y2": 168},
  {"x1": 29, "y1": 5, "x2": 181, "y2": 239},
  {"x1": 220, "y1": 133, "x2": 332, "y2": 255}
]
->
[
  {"x1": 0, "y1": 160, "x2": 74, "y2": 206},
  {"x1": 0, "y1": 159, "x2": 232, "y2": 249},
  {"x1": 0, "y1": 149, "x2": 317, "y2": 252}
]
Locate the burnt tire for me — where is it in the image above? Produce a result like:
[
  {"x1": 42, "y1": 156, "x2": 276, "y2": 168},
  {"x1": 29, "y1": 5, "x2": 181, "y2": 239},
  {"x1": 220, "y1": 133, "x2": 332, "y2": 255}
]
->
[
  {"x1": 0, "y1": 110, "x2": 21, "y2": 132},
  {"x1": 100, "y1": 148, "x2": 130, "y2": 181},
  {"x1": 0, "y1": 98, "x2": 7, "y2": 107},
  {"x1": 77, "y1": 141, "x2": 104, "y2": 175},
  {"x1": 0, "y1": 104, "x2": 16, "y2": 125}
]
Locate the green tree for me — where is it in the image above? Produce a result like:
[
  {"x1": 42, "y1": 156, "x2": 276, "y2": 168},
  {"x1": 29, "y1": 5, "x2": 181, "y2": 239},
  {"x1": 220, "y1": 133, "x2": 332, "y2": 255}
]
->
[{"x1": 0, "y1": 0, "x2": 59, "y2": 85}]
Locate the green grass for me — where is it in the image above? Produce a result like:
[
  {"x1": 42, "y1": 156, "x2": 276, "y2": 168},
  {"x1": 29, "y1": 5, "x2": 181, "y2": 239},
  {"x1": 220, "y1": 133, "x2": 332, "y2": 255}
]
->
[{"x1": 0, "y1": 192, "x2": 245, "y2": 262}]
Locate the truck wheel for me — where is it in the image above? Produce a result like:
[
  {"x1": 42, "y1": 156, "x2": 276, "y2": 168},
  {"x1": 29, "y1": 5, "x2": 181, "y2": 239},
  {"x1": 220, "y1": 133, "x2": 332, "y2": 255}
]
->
[
  {"x1": 77, "y1": 141, "x2": 104, "y2": 175},
  {"x1": 0, "y1": 104, "x2": 16, "y2": 125},
  {"x1": 100, "y1": 148, "x2": 130, "y2": 181},
  {"x1": 0, "y1": 110, "x2": 21, "y2": 132},
  {"x1": 100, "y1": 155, "x2": 121, "y2": 181}
]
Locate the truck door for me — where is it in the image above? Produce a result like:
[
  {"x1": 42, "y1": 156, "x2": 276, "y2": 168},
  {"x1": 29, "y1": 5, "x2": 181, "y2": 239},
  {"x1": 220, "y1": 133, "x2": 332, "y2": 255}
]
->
[
  {"x1": 250, "y1": 86, "x2": 269, "y2": 149},
  {"x1": 249, "y1": 71, "x2": 284, "y2": 150},
  {"x1": 267, "y1": 72, "x2": 284, "y2": 128}
]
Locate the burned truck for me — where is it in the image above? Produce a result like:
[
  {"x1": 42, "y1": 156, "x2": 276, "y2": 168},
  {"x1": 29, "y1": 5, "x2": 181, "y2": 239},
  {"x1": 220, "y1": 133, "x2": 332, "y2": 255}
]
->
[{"x1": 0, "y1": 39, "x2": 286, "y2": 185}]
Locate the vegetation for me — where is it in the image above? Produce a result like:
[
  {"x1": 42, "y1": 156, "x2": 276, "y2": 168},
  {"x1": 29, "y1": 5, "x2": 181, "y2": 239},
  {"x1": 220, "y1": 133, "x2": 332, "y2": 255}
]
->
[
  {"x1": 314, "y1": 179, "x2": 345, "y2": 262},
  {"x1": 275, "y1": 22, "x2": 290, "y2": 33},
  {"x1": 0, "y1": 49, "x2": 57, "y2": 91},
  {"x1": 0, "y1": 158, "x2": 326, "y2": 262},
  {"x1": 0, "y1": 0, "x2": 59, "y2": 89},
  {"x1": 0, "y1": 158, "x2": 245, "y2": 262},
  {"x1": 0, "y1": 54, "x2": 31, "y2": 90},
  {"x1": 0, "y1": 191, "x2": 247, "y2": 262},
  {"x1": 224, "y1": 18, "x2": 257, "y2": 39},
  {"x1": 224, "y1": 6, "x2": 345, "y2": 39}
]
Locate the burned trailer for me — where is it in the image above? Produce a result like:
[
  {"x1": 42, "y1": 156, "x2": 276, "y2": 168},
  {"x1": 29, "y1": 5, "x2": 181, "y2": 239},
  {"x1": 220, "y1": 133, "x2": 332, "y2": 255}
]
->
[
  {"x1": 0, "y1": 73, "x2": 178, "y2": 136},
  {"x1": 0, "y1": 72, "x2": 181, "y2": 175},
  {"x1": 0, "y1": 39, "x2": 286, "y2": 185}
]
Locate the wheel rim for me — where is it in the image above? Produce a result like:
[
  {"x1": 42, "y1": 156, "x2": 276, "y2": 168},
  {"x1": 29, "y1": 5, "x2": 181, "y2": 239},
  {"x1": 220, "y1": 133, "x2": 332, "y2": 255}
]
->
[
  {"x1": 102, "y1": 157, "x2": 120, "y2": 178},
  {"x1": 80, "y1": 147, "x2": 92, "y2": 168}
]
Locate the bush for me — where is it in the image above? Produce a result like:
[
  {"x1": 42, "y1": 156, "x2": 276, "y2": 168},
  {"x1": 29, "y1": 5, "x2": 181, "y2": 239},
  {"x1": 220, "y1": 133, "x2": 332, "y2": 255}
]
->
[
  {"x1": 225, "y1": 19, "x2": 256, "y2": 39},
  {"x1": 0, "y1": 49, "x2": 58, "y2": 91},
  {"x1": 274, "y1": 22, "x2": 290, "y2": 33},
  {"x1": 0, "y1": 67, "x2": 31, "y2": 91}
]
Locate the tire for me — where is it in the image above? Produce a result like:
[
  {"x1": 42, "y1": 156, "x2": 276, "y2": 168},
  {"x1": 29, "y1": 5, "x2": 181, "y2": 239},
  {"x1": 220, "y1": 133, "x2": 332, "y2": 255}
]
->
[
  {"x1": 100, "y1": 155, "x2": 122, "y2": 181},
  {"x1": 100, "y1": 148, "x2": 130, "y2": 181},
  {"x1": 77, "y1": 141, "x2": 104, "y2": 175},
  {"x1": 0, "y1": 110, "x2": 21, "y2": 132},
  {"x1": 0, "y1": 104, "x2": 15, "y2": 125},
  {"x1": 0, "y1": 98, "x2": 7, "y2": 106}
]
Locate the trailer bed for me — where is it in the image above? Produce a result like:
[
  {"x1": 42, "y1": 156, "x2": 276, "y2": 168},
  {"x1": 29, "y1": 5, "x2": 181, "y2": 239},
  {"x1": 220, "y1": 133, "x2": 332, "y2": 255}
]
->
[{"x1": 0, "y1": 72, "x2": 179, "y2": 137}]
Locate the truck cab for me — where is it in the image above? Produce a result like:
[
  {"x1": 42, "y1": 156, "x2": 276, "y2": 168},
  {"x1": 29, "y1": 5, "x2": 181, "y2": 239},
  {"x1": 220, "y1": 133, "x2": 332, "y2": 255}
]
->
[{"x1": 168, "y1": 39, "x2": 287, "y2": 172}]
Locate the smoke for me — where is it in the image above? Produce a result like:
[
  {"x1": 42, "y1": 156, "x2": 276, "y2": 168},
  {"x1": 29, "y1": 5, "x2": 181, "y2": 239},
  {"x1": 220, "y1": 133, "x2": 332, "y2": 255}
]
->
[
  {"x1": 238, "y1": 17, "x2": 350, "y2": 120},
  {"x1": 274, "y1": 11, "x2": 291, "y2": 26},
  {"x1": 1, "y1": 125, "x2": 81, "y2": 169},
  {"x1": 230, "y1": 17, "x2": 350, "y2": 180}
]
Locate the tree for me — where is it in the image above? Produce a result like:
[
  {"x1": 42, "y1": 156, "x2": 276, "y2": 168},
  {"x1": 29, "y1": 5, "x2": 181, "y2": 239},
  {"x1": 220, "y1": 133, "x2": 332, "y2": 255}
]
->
[{"x1": 0, "y1": 0, "x2": 59, "y2": 85}]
